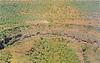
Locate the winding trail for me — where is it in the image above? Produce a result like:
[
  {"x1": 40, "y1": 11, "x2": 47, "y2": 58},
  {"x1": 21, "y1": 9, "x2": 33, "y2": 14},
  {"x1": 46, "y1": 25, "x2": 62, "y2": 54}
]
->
[{"x1": 0, "y1": 19, "x2": 100, "y2": 49}]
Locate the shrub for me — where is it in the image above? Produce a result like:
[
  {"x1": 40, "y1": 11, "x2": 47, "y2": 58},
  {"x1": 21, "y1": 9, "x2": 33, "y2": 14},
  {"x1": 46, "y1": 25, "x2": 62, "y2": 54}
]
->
[{"x1": 27, "y1": 38, "x2": 80, "y2": 63}]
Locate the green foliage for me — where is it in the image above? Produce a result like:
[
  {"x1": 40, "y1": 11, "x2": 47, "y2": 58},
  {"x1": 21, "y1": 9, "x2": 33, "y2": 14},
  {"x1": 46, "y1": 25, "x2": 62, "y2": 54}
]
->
[
  {"x1": 81, "y1": 44, "x2": 88, "y2": 52},
  {"x1": 71, "y1": 1, "x2": 100, "y2": 13},
  {"x1": 0, "y1": 1, "x2": 31, "y2": 41},
  {"x1": 27, "y1": 38, "x2": 79, "y2": 63},
  {"x1": 0, "y1": 51, "x2": 12, "y2": 63},
  {"x1": 81, "y1": 44, "x2": 90, "y2": 63},
  {"x1": 0, "y1": 25, "x2": 26, "y2": 39}
]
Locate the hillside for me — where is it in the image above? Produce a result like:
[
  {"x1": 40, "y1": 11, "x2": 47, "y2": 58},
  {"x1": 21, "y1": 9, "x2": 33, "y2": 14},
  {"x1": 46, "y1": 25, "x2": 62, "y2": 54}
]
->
[{"x1": 0, "y1": 0, "x2": 100, "y2": 63}]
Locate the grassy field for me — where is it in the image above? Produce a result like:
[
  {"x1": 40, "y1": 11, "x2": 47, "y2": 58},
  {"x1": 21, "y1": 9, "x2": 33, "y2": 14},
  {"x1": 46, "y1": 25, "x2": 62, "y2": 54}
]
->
[{"x1": 0, "y1": 0, "x2": 100, "y2": 63}]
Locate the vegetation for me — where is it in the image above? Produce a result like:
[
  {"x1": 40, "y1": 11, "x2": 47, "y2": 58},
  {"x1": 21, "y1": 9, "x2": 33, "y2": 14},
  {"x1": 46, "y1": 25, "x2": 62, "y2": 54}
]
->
[
  {"x1": 0, "y1": 0, "x2": 99, "y2": 63},
  {"x1": 27, "y1": 38, "x2": 79, "y2": 63},
  {"x1": 0, "y1": 51, "x2": 12, "y2": 63},
  {"x1": 81, "y1": 44, "x2": 90, "y2": 63}
]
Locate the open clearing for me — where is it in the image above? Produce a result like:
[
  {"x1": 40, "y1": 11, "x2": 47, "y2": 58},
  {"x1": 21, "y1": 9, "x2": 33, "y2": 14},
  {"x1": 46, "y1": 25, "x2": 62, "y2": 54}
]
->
[{"x1": 0, "y1": 0, "x2": 100, "y2": 63}]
